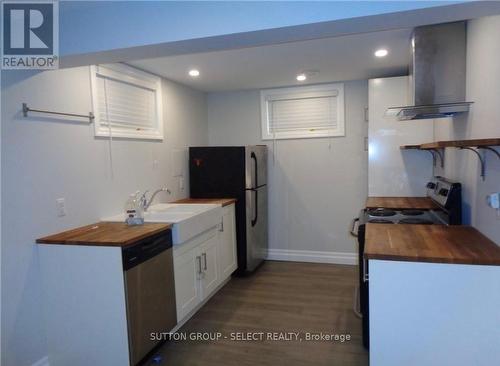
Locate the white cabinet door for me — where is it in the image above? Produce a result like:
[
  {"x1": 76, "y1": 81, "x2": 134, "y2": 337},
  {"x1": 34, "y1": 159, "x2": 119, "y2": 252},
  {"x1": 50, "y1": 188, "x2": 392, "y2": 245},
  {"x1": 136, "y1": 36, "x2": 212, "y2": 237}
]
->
[
  {"x1": 173, "y1": 246, "x2": 202, "y2": 321},
  {"x1": 218, "y1": 204, "x2": 237, "y2": 280},
  {"x1": 199, "y1": 234, "x2": 219, "y2": 298}
]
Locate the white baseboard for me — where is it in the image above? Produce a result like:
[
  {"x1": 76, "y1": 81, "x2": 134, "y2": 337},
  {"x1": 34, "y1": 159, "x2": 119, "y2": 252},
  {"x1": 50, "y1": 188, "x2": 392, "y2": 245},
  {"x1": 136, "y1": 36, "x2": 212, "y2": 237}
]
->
[
  {"x1": 267, "y1": 249, "x2": 357, "y2": 265},
  {"x1": 31, "y1": 356, "x2": 49, "y2": 366}
]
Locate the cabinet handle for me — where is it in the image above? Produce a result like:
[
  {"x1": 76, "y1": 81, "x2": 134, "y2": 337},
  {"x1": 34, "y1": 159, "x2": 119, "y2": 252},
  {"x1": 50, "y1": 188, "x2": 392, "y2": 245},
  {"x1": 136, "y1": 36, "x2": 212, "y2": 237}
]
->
[
  {"x1": 197, "y1": 256, "x2": 202, "y2": 275},
  {"x1": 202, "y1": 253, "x2": 207, "y2": 270},
  {"x1": 219, "y1": 219, "x2": 224, "y2": 232}
]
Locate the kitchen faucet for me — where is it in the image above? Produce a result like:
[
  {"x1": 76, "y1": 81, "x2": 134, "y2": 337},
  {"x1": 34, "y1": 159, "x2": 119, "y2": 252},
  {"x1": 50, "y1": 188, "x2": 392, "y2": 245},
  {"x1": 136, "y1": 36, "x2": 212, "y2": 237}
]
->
[{"x1": 140, "y1": 187, "x2": 171, "y2": 211}]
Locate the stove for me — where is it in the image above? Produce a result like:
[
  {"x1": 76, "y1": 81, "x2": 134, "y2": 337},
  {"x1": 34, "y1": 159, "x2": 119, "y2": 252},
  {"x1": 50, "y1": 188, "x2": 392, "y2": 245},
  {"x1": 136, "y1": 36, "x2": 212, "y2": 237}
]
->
[
  {"x1": 360, "y1": 177, "x2": 462, "y2": 227},
  {"x1": 351, "y1": 176, "x2": 462, "y2": 350}
]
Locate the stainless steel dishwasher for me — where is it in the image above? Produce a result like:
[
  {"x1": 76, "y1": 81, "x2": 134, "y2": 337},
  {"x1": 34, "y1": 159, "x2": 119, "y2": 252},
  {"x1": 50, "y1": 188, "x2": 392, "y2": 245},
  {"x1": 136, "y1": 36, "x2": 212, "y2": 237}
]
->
[{"x1": 123, "y1": 230, "x2": 177, "y2": 365}]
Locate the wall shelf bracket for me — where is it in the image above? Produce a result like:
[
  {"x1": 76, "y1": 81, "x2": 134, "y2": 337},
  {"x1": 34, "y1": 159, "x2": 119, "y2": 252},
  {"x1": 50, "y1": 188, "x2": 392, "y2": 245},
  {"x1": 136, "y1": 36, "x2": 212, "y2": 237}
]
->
[
  {"x1": 477, "y1": 146, "x2": 500, "y2": 160},
  {"x1": 424, "y1": 148, "x2": 444, "y2": 168},
  {"x1": 458, "y1": 147, "x2": 486, "y2": 180},
  {"x1": 426, "y1": 150, "x2": 437, "y2": 167},
  {"x1": 431, "y1": 148, "x2": 444, "y2": 168}
]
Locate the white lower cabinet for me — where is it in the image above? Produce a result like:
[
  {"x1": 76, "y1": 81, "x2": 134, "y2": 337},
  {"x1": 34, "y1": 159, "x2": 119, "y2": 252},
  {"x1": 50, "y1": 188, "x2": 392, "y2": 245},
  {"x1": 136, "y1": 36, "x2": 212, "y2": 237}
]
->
[
  {"x1": 173, "y1": 203, "x2": 237, "y2": 323},
  {"x1": 217, "y1": 204, "x2": 237, "y2": 279},
  {"x1": 173, "y1": 241, "x2": 203, "y2": 321}
]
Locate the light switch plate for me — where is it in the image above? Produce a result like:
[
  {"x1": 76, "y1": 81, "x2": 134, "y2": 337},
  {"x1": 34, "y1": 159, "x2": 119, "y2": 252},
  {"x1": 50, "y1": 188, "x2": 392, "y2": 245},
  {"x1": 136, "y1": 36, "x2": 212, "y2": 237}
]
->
[
  {"x1": 487, "y1": 193, "x2": 500, "y2": 209},
  {"x1": 56, "y1": 198, "x2": 66, "y2": 217}
]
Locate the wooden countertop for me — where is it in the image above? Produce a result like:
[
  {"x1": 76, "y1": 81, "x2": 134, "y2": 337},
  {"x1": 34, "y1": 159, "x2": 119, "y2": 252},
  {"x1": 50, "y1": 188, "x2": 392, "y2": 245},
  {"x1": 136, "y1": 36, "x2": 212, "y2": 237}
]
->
[
  {"x1": 365, "y1": 224, "x2": 500, "y2": 265},
  {"x1": 172, "y1": 198, "x2": 237, "y2": 207},
  {"x1": 366, "y1": 197, "x2": 438, "y2": 210},
  {"x1": 36, "y1": 222, "x2": 172, "y2": 247}
]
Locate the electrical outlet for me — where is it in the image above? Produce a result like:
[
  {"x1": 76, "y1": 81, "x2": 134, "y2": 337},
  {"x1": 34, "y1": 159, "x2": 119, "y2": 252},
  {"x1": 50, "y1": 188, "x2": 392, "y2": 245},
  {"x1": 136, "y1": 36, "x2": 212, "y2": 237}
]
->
[
  {"x1": 487, "y1": 193, "x2": 500, "y2": 209},
  {"x1": 152, "y1": 159, "x2": 159, "y2": 170},
  {"x1": 487, "y1": 193, "x2": 500, "y2": 218},
  {"x1": 56, "y1": 198, "x2": 66, "y2": 217}
]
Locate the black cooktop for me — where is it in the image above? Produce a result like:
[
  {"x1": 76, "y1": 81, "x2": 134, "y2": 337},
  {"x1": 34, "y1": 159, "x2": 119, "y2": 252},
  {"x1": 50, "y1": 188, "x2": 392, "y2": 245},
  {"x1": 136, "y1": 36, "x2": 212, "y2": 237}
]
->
[
  {"x1": 400, "y1": 209, "x2": 425, "y2": 216},
  {"x1": 367, "y1": 208, "x2": 397, "y2": 217},
  {"x1": 365, "y1": 208, "x2": 441, "y2": 225}
]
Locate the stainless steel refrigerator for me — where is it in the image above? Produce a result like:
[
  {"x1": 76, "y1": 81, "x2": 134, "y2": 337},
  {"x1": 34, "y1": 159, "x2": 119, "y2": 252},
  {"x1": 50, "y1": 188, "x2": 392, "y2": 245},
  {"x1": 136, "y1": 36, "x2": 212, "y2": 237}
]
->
[{"x1": 189, "y1": 146, "x2": 268, "y2": 274}]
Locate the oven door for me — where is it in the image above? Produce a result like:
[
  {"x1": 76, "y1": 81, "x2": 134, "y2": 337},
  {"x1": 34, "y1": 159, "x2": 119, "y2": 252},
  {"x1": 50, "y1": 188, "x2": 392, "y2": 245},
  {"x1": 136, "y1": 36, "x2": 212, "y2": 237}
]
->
[{"x1": 357, "y1": 220, "x2": 369, "y2": 350}]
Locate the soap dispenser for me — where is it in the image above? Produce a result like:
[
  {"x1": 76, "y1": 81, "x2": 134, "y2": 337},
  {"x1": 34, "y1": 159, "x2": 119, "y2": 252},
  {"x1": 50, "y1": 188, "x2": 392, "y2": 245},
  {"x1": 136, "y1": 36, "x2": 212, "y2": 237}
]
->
[{"x1": 125, "y1": 192, "x2": 144, "y2": 226}]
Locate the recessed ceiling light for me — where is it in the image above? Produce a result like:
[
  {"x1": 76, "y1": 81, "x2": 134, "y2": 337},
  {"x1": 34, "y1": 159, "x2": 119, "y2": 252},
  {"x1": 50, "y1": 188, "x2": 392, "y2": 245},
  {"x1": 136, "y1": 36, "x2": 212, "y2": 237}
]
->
[
  {"x1": 296, "y1": 73, "x2": 307, "y2": 81},
  {"x1": 188, "y1": 69, "x2": 200, "y2": 77},
  {"x1": 374, "y1": 49, "x2": 388, "y2": 58}
]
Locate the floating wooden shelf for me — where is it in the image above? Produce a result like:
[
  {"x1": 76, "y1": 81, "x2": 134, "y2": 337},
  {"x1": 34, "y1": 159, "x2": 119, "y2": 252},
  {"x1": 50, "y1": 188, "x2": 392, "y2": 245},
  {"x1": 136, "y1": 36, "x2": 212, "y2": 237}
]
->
[
  {"x1": 403, "y1": 138, "x2": 500, "y2": 150},
  {"x1": 400, "y1": 144, "x2": 421, "y2": 150},
  {"x1": 420, "y1": 142, "x2": 447, "y2": 150},
  {"x1": 400, "y1": 138, "x2": 500, "y2": 180},
  {"x1": 452, "y1": 138, "x2": 500, "y2": 148}
]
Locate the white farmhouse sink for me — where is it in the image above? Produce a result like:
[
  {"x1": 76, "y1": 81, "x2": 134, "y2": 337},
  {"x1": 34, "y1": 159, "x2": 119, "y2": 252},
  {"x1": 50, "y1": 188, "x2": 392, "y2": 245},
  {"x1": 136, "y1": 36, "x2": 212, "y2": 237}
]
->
[{"x1": 103, "y1": 203, "x2": 222, "y2": 244}]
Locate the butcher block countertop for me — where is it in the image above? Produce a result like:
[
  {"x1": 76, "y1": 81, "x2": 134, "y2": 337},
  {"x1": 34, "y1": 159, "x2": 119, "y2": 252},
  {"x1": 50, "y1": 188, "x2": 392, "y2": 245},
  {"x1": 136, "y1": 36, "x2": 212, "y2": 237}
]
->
[
  {"x1": 366, "y1": 196, "x2": 438, "y2": 209},
  {"x1": 36, "y1": 222, "x2": 172, "y2": 247},
  {"x1": 365, "y1": 224, "x2": 500, "y2": 265},
  {"x1": 173, "y1": 198, "x2": 237, "y2": 207}
]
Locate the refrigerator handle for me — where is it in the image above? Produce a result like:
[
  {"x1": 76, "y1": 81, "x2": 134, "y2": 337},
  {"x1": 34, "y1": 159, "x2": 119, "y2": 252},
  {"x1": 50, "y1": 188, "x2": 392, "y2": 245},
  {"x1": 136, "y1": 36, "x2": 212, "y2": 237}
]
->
[
  {"x1": 251, "y1": 152, "x2": 257, "y2": 188},
  {"x1": 251, "y1": 189, "x2": 258, "y2": 227}
]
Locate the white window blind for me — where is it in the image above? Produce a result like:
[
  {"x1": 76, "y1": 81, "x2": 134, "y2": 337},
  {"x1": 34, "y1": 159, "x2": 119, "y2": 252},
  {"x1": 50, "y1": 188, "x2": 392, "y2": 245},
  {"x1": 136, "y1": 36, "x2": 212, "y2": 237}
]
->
[
  {"x1": 261, "y1": 83, "x2": 344, "y2": 140},
  {"x1": 91, "y1": 64, "x2": 163, "y2": 140}
]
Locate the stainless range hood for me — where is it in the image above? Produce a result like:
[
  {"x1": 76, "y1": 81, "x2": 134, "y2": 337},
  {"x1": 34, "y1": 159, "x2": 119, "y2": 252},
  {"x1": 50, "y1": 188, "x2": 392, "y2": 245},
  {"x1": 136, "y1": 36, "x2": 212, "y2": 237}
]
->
[{"x1": 387, "y1": 21, "x2": 473, "y2": 120}]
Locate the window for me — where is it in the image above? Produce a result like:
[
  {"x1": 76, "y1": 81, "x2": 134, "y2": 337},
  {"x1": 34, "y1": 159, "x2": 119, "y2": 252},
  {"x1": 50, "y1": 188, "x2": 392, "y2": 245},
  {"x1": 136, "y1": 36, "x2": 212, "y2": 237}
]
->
[
  {"x1": 90, "y1": 64, "x2": 163, "y2": 140},
  {"x1": 260, "y1": 83, "x2": 345, "y2": 140}
]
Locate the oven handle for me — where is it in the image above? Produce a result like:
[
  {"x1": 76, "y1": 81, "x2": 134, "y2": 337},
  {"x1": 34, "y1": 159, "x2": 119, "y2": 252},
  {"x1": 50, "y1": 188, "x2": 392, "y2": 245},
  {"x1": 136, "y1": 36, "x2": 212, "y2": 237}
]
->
[
  {"x1": 363, "y1": 257, "x2": 369, "y2": 282},
  {"x1": 353, "y1": 285, "x2": 362, "y2": 318},
  {"x1": 350, "y1": 218, "x2": 359, "y2": 237}
]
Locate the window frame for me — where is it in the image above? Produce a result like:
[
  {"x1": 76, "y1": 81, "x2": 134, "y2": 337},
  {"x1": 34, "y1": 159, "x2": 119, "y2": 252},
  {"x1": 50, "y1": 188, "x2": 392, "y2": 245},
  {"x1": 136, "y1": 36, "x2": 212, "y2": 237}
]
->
[
  {"x1": 90, "y1": 63, "x2": 164, "y2": 140},
  {"x1": 260, "y1": 83, "x2": 345, "y2": 140}
]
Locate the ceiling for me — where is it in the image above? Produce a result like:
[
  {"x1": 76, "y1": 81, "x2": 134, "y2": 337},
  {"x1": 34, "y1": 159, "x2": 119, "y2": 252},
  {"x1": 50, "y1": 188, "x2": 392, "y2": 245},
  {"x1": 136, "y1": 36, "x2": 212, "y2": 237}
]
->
[{"x1": 129, "y1": 28, "x2": 412, "y2": 92}]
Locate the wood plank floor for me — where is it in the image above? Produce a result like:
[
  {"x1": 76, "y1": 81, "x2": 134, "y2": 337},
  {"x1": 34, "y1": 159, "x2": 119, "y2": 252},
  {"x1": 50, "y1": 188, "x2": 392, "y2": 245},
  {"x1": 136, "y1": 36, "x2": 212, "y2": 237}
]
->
[{"x1": 147, "y1": 261, "x2": 368, "y2": 366}]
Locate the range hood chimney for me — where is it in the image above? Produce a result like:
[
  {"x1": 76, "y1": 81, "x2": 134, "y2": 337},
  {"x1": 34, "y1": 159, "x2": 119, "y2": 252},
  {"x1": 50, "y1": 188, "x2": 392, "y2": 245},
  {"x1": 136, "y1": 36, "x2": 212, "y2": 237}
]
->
[{"x1": 387, "y1": 21, "x2": 472, "y2": 120}]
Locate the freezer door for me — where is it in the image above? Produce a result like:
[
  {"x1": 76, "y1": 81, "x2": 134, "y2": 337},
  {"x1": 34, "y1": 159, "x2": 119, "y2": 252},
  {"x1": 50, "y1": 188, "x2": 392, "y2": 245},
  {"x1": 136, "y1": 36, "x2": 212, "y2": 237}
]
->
[
  {"x1": 245, "y1": 185, "x2": 268, "y2": 271},
  {"x1": 245, "y1": 146, "x2": 267, "y2": 189},
  {"x1": 189, "y1": 146, "x2": 246, "y2": 197}
]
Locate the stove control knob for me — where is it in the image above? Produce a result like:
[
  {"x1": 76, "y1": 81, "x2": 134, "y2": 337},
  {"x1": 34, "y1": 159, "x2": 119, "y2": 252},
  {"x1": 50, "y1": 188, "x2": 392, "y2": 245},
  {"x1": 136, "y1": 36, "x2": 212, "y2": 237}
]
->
[
  {"x1": 439, "y1": 188, "x2": 449, "y2": 196},
  {"x1": 427, "y1": 182, "x2": 436, "y2": 189}
]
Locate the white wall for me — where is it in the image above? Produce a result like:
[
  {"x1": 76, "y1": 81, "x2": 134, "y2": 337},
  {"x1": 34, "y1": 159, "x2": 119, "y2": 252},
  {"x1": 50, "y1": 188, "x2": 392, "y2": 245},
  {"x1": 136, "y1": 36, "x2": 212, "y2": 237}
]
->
[
  {"x1": 1, "y1": 66, "x2": 207, "y2": 366},
  {"x1": 433, "y1": 15, "x2": 500, "y2": 244},
  {"x1": 368, "y1": 76, "x2": 434, "y2": 197},
  {"x1": 207, "y1": 80, "x2": 368, "y2": 261}
]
